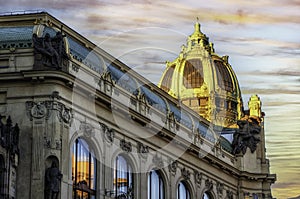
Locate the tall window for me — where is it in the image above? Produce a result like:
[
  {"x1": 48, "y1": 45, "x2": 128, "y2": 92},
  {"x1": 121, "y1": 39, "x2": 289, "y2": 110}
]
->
[
  {"x1": 183, "y1": 59, "x2": 204, "y2": 89},
  {"x1": 148, "y1": 170, "x2": 164, "y2": 199},
  {"x1": 72, "y1": 138, "x2": 97, "y2": 199},
  {"x1": 177, "y1": 181, "x2": 190, "y2": 199},
  {"x1": 214, "y1": 60, "x2": 233, "y2": 92},
  {"x1": 114, "y1": 155, "x2": 134, "y2": 199}
]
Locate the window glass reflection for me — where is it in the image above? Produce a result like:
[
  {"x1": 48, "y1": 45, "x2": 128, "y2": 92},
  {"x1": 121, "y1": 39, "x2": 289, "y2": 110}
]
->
[
  {"x1": 72, "y1": 138, "x2": 97, "y2": 199},
  {"x1": 114, "y1": 155, "x2": 134, "y2": 199}
]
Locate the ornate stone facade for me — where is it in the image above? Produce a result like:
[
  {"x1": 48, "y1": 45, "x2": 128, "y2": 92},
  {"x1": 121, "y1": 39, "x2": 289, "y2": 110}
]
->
[{"x1": 0, "y1": 12, "x2": 276, "y2": 199}]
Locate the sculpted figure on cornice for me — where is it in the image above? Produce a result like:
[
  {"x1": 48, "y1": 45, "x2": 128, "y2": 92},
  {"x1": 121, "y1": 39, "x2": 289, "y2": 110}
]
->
[
  {"x1": 32, "y1": 29, "x2": 68, "y2": 70},
  {"x1": 232, "y1": 115, "x2": 261, "y2": 155}
]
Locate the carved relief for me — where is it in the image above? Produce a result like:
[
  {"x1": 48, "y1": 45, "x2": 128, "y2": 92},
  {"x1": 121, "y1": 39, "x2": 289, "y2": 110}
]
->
[
  {"x1": 226, "y1": 190, "x2": 233, "y2": 199},
  {"x1": 137, "y1": 142, "x2": 149, "y2": 159},
  {"x1": 194, "y1": 170, "x2": 202, "y2": 185},
  {"x1": 181, "y1": 167, "x2": 190, "y2": 180},
  {"x1": 205, "y1": 179, "x2": 213, "y2": 191},
  {"x1": 120, "y1": 139, "x2": 132, "y2": 153},
  {"x1": 44, "y1": 137, "x2": 62, "y2": 150},
  {"x1": 100, "y1": 122, "x2": 114, "y2": 144},
  {"x1": 80, "y1": 122, "x2": 95, "y2": 138},
  {"x1": 168, "y1": 159, "x2": 177, "y2": 176},
  {"x1": 26, "y1": 101, "x2": 50, "y2": 120},
  {"x1": 152, "y1": 153, "x2": 164, "y2": 168},
  {"x1": 217, "y1": 182, "x2": 224, "y2": 195},
  {"x1": 26, "y1": 100, "x2": 72, "y2": 125}
]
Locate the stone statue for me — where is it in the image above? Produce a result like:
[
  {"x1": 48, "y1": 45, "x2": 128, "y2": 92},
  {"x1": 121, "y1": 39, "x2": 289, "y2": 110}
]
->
[
  {"x1": 32, "y1": 30, "x2": 68, "y2": 70},
  {"x1": 232, "y1": 116, "x2": 261, "y2": 155},
  {"x1": 45, "y1": 161, "x2": 63, "y2": 199}
]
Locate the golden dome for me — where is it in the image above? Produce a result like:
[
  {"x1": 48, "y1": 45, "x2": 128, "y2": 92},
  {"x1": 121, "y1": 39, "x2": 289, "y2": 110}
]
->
[{"x1": 158, "y1": 22, "x2": 244, "y2": 127}]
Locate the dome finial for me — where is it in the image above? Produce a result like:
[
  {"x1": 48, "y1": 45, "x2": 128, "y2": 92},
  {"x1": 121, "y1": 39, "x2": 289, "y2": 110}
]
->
[{"x1": 194, "y1": 17, "x2": 201, "y2": 33}]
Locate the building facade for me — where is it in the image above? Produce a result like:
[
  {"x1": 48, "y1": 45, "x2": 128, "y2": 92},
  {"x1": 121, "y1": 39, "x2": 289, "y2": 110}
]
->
[{"x1": 0, "y1": 12, "x2": 275, "y2": 199}]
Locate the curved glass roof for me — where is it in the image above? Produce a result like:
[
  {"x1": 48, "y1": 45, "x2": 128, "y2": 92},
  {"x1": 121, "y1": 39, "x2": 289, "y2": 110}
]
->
[
  {"x1": 169, "y1": 103, "x2": 193, "y2": 129},
  {"x1": 0, "y1": 26, "x2": 33, "y2": 49},
  {"x1": 108, "y1": 65, "x2": 138, "y2": 94},
  {"x1": 139, "y1": 86, "x2": 167, "y2": 113}
]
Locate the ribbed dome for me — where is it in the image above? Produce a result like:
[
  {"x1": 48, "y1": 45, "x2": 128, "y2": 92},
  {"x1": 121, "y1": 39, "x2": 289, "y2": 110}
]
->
[{"x1": 158, "y1": 22, "x2": 244, "y2": 127}]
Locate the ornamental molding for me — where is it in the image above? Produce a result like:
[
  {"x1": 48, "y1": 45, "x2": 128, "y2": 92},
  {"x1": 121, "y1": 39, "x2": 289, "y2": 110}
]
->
[
  {"x1": 194, "y1": 170, "x2": 202, "y2": 185},
  {"x1": 168, "y1": 159, "x2": 177, "y2": 176},
  {"x1": 181, "y1": 167, "x2": 190, "y2": 180},
  {"x1": 205, "y1": 179, "x2": 213, "y2": 191},
  {"x1": 137, "y1": 142, "x2": 149, "y2": 159},
  {"x1": 44, "y1": 137, "x2": 62, "y2": 150},
  {"x1": 226, "y1": 190, "x2": 233, "y2": 199},
  {"x1": 79, "y1": 122, "x2": 95, "y2": 138},
  {"x1": 99, "y1": 122, "x2": 115, "y2": 144},
  {"x1": 26, "y1": 100, "x2": 72, "y2": 125},
  {"x1": 152, "y1": 153, "x2": 164, "y2": 168},
  {"x1": 120, "y1": 139, "x2": 132, "y2": 153},
  {"x1": 217, "y1": 182, "x2": 224, "y2": 195}
]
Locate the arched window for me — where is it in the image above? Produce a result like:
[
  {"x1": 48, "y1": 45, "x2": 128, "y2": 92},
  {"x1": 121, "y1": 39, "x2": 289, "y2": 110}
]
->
[
  {"x1": 148, "y1": 170, "x2": 164, "y2": 199},
  {"x1": 214, "y1": 60, "x2": 233, "y2": 92},
  {"x1": 160, "y1": 65, "x2": 175, "y2": 92},
  {"x1": 177, "y1": 181, "x2": 190, "y2": 199},
  {"x1": 114, "y1": 155, "x2": 134, "y2": 199},
  {"x1": 72, "y1": 138, "x2": 97, "y2": 199},
  {"x1": 203, "y1": 192, "x2": 213, "y2": 199},
  {"x1": 183, "y1": 59, "x2": 204, "y2": 89}
]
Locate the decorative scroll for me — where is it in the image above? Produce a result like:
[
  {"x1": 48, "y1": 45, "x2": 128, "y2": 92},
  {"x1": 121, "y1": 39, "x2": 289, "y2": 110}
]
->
[
  {"x1": 194, "y1": 170, "x2": 202, "y2": 185},
  {"x1": 152, "y1": 153, "x2": 164, "y2": 168},
  {"x1": 137, "y1": 142, "x2": 149, "y2": 159},
  {"x1": 205, "y1": 179, "x2": 213, "y2": 191},
  {"x1": 80, "y1": 122, "x2": 95, "y2": 138},
  {"x1": 26, "y1": 101, "x2": 72, "y2": 125},
  {"x1": 99, "y1": 122, "x2": 114, "y2": 144},
  {"x1": 226, "y1": 190, "x2": 233, "y2": 199},
  {"x1": 120, "y1": 139, "x2": 132, "y2": 153},
  {"x1": 217, "y1": 182, "x2": 224, "y2": 195},
  {"x1": 44, "y1": 137, "x2": 62, "y2": 150},
  {"x1": 168, "y1": 159, "x2": 177, "y2": 176},
  {"x1": 181, "y1": 167, "x2": 190, "y2": 180}
]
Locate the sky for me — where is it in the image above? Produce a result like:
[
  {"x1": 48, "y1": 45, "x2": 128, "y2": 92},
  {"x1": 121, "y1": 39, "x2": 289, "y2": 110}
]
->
[{"x1": 1, "y1": 0, "x2": 299, "y2": 198}]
